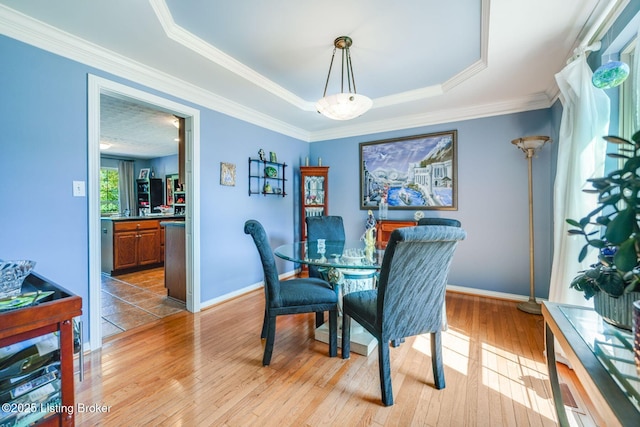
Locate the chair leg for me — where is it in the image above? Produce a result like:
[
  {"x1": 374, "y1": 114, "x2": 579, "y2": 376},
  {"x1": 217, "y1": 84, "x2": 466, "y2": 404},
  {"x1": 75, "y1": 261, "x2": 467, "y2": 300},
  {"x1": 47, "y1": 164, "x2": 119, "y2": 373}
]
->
[
  {"x1": 328, "y1": 309, "x2": 337, "y2": 357},
  {"x1": 315, "y1": 311, "x2": 325, "y2": 328},
  {"x1": 341, "y1": 314, "x2": 351, "y2": 359},
  {"x1": 261, "y1": 309, "x2": 268, "y2": 339},
  {"x1": 262, "y1": 316, "x2": 277, "y2": 366},
  {"x1": 391, "y1": 337, "x2": 405, "y2": 347},
  {"x1": 379, "y1": 341, "x2": 393, "y2": 406},
  {"x1": 431, "y1": 331, "x2": 446, "y2": 389}
]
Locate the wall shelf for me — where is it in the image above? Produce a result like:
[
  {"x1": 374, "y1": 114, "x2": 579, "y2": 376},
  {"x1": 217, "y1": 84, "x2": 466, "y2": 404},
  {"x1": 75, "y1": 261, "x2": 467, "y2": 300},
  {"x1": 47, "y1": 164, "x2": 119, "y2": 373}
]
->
[{"x1": 248, "y1": 157, "x2": 287, "y2": 197}]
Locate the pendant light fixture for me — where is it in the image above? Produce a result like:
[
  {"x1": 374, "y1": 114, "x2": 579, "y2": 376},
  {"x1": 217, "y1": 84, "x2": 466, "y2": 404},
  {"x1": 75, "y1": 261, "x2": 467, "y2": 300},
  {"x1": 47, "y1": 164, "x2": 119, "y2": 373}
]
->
[{"x1": 316, "y1": 36, "x2": 372, "y2": 120}]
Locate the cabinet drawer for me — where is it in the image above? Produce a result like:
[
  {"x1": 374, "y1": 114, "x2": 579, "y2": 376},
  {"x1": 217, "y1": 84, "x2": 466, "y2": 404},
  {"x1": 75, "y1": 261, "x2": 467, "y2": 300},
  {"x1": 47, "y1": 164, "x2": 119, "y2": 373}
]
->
[{"x1": 114, "y1": 219, "x2": 159, "y2": 232}]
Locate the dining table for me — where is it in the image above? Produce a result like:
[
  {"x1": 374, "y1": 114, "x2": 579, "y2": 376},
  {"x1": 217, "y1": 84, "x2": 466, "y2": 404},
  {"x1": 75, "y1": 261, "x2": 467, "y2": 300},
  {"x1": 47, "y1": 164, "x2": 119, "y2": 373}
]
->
[{"x1": 274, "y1": 239, "x2": 385, "y2": 356}]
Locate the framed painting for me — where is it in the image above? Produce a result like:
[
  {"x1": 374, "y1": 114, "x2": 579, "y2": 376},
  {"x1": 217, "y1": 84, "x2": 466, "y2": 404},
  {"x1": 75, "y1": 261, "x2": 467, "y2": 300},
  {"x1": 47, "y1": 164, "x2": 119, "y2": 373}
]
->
[
  {"x1": 220, "y1": 162, "x2": 236, "y2": 186},
  {"x1": 138, "y1": 168, "x2": 150, "y2": 179},
  {"x1": 359, "y1": 130, "x2": 457, "y2": 210}
]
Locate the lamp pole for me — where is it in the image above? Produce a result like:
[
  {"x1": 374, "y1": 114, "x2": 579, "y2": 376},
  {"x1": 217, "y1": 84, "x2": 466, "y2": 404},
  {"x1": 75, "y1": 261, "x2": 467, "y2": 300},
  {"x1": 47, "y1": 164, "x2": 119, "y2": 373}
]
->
[{"x1": 511, "y1": 136, "x2": 551, "y2": 315}]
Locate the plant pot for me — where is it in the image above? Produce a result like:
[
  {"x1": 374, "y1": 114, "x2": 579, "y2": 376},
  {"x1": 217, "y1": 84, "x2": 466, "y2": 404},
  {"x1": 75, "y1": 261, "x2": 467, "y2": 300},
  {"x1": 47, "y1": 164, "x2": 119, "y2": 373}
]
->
[{"x1": 593, "y1": 291, "x2": 640, "y2": 330}]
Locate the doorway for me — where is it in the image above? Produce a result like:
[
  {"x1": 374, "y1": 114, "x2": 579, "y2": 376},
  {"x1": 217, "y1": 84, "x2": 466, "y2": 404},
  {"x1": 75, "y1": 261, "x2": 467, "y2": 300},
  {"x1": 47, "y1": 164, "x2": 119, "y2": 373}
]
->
[{"x1": 88, "y1": 75, "x2": 201, "y2": 350}]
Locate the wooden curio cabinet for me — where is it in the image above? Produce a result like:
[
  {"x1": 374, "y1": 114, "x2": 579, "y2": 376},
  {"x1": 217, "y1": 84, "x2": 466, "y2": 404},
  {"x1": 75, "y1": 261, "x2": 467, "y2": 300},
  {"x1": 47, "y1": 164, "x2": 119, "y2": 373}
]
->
[{"x1": 300, "y1": 166, "x2": 329, "y2": 241}]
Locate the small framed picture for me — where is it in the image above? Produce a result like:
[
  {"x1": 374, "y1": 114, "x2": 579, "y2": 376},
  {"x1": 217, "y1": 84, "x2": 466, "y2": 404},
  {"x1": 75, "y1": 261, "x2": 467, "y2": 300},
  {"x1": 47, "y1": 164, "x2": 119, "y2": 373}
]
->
[
  {"x1": 139, "y1": 168, "x2": 150, "y2": 179},
  {"x1": 220, "y1": 162, "x2": 236, "y2": 186},
  {"x1": 269, "y1": 151, "x2": 277, "y2": 163}
]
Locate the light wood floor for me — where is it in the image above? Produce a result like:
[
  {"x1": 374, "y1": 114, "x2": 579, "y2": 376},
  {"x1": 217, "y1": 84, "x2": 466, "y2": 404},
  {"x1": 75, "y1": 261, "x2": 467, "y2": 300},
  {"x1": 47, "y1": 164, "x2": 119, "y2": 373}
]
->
[{"x1": 76, "y1": 291, "x2": 597, "y2": 426}]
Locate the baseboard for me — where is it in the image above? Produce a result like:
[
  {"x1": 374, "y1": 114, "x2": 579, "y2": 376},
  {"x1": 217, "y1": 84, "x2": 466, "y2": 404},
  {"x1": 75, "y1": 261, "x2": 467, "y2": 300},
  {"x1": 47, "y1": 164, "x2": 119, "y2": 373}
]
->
[
  {"x1": 446, "y1": 283, "x2": 544, "y2": 303},
  {"x1": 200, "y1": 273, "x2": 539, "y2": 311},
  {"x1": 200, "y1": 270, "x2": 298, "y2": 310}
]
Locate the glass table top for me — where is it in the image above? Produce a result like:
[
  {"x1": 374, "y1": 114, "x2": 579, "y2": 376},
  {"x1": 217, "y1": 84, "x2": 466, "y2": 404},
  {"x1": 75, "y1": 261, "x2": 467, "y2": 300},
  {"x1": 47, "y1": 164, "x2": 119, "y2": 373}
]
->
[
  {"x1": 274, "y1": 240, "x2": 384, "y2": 270},
  {"x1": 558, "y1": 305, "x2": 640, "y2": 412}
]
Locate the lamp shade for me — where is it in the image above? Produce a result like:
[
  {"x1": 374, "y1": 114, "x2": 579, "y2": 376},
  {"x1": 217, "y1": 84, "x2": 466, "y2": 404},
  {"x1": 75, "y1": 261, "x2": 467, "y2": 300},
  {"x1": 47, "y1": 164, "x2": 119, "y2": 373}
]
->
[
  {"x1": 592, "y1": 61, "x2": 629, "y2": 89},
  {"x1": 316, "y1": 93, "x2": 373, "y2": 121},
  {"x1": 511, "y1": 136, "x2": 551, "y2": 155}
]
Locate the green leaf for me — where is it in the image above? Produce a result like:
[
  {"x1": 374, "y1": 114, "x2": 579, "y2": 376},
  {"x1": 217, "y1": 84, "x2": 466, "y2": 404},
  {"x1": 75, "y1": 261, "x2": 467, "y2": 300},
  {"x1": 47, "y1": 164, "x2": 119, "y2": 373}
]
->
[
  {"x1": 604, "y1": 135, "x2": 630, "y2": 145},
  {"x1": 614, "y1": 239, "x2": 637, "y2": 272},
  {"x1": 605, "y1": 207, "x2": 635, "y2": 244},
  {"x1": 607, "y1": 153, "x2": 630, "y2": 159},
  {"x1": 596, "y1": 271, "x2": 626, "y2": 297},
  {"x1": 589, "y1": 239, "x2": 606, "y2": 248},
  {"x1": 578, "y1": 245, "x2": 588, "y2": 262},
  {"x1": 600, "y1": 193, "x2": 621, "y2": 205},
  {"x1": 566, "y1": 218, "x2": 581, "y2": 227}
]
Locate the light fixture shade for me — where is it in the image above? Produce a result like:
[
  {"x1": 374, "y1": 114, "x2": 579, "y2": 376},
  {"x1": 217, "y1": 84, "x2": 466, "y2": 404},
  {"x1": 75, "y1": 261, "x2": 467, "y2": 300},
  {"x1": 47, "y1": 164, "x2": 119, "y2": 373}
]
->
[
  {"x1": 316, "y1": 93, "x2": 373, "y2": 121},
  {"x1": 511, "y1": 135, "x2": 551, "y2": 151},
  {"x1": 317, "y1": 36, "x2": 371, "y2": 121},
  {"x1": 592, "y1": 61, "x2": 629, "y2": 89}
]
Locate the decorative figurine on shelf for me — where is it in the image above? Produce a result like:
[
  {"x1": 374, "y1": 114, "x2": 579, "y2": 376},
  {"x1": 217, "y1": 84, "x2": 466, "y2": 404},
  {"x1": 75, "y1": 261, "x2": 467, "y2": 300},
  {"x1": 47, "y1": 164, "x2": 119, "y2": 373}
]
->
[
  {"x1": 258, "y1": 148, "x2": 266, "y2": 161},
  {"x1": 264, "y1": 182, "x2": 272, "y2": 193}
]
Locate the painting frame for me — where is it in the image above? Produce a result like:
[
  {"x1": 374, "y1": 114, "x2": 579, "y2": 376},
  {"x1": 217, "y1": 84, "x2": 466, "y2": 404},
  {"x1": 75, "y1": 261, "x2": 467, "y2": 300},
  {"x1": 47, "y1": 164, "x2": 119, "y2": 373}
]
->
[
  {"x1": 138, "y1": 168, "x2": 150, "y2": 179},
  {"x1": 220, "y1": 162, "x2": 236, "y2": 186},
  {"x1": 359, "y1": 130, "x2": 457, "y2": 211}
]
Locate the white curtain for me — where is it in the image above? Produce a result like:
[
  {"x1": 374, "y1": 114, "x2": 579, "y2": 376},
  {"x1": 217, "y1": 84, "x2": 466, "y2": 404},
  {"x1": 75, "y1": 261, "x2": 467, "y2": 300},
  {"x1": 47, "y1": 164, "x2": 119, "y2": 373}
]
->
[
  {"x1": 118, "y1": 160, "x2": 136, "y2": 215},
  {"x1": 548, "y1": 55, "x2": 610, "y2": 307},
  {"x1": 634, "y1": 34, "x2": 640, "y2": 131}
]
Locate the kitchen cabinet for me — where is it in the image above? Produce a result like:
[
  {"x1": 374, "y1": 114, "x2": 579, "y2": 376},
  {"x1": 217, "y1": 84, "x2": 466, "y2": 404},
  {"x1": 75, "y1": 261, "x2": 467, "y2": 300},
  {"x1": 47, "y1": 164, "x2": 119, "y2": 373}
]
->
[
  {"x1": 300, "y1": 166, "x2": 329, "y2": 242},
  {"x1": 101, "y1": 218, "x2": 164, "y2": 275},
  {"x1": 161, "y1": 221, "x2": 186, "y2": 303},
  {"x1": 0, "y1": 272, "x2": 82, "y2": 427}
]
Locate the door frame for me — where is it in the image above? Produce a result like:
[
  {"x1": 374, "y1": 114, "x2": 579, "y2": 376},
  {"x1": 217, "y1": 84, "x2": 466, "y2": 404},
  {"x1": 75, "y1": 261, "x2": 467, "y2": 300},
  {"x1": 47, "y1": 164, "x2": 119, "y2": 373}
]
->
[{"x1": 88, "y1": 74, "x2": 201, "y2": 350}]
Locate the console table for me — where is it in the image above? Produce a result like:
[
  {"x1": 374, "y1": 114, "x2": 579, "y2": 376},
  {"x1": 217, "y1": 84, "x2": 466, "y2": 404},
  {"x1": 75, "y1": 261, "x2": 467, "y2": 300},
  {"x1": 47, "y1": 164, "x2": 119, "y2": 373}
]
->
[{"x1": 542, "y1": 301, "x2": 639, "y2": 426}]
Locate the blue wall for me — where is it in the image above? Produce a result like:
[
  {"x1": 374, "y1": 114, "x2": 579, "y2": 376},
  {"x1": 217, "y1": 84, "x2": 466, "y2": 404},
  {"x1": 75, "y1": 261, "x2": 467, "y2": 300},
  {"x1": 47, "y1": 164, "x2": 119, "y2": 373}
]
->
[
  {"x1": 0, "y1": 35, "x2": 309, "y2": 337},
  {"x1": 0, "y1": 32, "x2": 566, "y2": 340},
  {"x1": 309, "y1": 110, "x2": 555, "y2": 298}
]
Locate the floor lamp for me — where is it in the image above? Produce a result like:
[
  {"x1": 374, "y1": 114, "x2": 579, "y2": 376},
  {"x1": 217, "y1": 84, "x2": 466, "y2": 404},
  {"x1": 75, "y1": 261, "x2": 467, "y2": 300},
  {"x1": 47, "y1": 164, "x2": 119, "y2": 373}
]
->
[{"x1": 511, "y1": 136, "x2": 552, "y2": 315}]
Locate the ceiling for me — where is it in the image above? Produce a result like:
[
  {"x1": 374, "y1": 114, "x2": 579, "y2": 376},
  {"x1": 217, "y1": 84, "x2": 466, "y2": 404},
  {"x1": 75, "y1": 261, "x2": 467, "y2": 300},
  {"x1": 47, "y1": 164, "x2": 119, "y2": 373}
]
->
[{"x1": 0, "y1": 0, "x2": 626, "y2": 157}]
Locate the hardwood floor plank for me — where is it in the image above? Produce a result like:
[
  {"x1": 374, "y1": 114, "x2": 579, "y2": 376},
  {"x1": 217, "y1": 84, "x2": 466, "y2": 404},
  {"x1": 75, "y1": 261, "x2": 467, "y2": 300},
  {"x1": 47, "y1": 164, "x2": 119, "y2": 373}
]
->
[{"x1": 76, "y1": 290, "x2": 599, "y2": 426}]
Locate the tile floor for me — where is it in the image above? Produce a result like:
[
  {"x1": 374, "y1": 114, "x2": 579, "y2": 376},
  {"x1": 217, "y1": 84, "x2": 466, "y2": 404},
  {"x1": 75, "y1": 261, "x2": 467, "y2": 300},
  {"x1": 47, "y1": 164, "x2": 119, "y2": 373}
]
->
[{"x1": 101, "y1": 268, "x2": 185, "y2": 339}]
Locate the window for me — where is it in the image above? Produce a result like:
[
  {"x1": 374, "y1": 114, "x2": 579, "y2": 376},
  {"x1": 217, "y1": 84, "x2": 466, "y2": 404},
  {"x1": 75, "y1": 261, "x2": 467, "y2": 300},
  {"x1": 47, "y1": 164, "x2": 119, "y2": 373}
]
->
[
  {"x1": 100, "y1": 167, "x2": 119, "y2": 214},
  {"x1": 618, "y1": 38, "x2": 636, "y2": 139}
]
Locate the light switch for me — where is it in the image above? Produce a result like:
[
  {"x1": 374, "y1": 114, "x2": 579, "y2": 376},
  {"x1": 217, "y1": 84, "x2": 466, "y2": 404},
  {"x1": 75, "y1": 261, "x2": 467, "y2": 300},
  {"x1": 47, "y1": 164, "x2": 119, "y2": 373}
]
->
[{"x1": 73, "y1": 180, "x2": 86, "y2": 197}]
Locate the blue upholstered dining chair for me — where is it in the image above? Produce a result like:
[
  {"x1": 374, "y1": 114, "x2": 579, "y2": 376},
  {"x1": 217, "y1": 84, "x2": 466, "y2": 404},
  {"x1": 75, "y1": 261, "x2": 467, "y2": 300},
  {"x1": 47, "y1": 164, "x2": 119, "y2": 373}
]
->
[
  {"x1": 341, "y1": 225, "x2": 466, "y2": 406},
  {"x1": 244, "y1": 219, "x2": 338, "y2": 366},
  {"x1": 417, "y1": 217, "x2": 461, "y2": 227},
  {"x1": 306, "y1": 215, "x2": 346, "y2": 327}
]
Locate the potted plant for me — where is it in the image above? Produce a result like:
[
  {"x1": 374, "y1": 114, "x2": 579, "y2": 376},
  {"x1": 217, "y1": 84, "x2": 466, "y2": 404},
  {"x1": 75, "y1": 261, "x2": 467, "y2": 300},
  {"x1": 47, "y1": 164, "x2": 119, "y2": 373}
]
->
[{"x1": 567, "y1": 132, "x2": 640, "y2": 330}]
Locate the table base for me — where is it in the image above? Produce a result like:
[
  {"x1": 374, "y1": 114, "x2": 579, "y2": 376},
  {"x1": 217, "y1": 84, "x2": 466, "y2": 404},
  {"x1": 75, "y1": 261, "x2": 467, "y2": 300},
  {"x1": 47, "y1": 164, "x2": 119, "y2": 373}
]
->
[{"x1": 315, "y1": 320, "x2": 377, "y2": 356}]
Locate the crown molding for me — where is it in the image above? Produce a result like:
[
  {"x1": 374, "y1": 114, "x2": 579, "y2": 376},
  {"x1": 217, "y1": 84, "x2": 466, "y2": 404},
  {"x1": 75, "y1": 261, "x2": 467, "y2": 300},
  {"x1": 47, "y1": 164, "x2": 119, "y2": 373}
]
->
[
  {"x1": 148, "y1": 0, "x2": 314, "y2": 111},
  {"x1": 309, "y1": 92, "x2": 551, "y2": 142},
  {"x1": 0, "y1": 4, "x2": 311, "y2": 141},
  {"x1": 151, "y1": 0, "x2": 491, "y2": 111},
  {"x1": 1, "y1": 1, "x2": 554, "y2": 144}
]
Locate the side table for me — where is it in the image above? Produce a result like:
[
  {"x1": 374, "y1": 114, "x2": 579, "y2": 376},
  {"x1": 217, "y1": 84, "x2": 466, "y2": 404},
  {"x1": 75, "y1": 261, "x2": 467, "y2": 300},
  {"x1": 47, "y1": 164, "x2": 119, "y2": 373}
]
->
[{"x1": 542, "y1": 302, "x2": 639, "y2": 426}]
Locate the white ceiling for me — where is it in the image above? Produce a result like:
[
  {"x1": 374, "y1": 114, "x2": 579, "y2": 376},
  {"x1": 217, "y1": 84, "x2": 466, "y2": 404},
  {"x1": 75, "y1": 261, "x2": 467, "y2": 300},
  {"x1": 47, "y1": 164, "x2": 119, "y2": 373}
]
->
[{"x1": 0, "y1": 0, "x2": 626, "y2": 157}]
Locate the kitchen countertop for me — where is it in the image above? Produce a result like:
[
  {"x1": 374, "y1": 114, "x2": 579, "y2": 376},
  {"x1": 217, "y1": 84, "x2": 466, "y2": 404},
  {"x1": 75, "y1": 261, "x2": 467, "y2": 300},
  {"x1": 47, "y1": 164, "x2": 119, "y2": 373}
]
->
[
  {"x1": 160, "y1": 220, "x2": 185, "y2": 227},
  {"x1": 101, "y1": 215, "x2": 185, "y2": 221}
]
